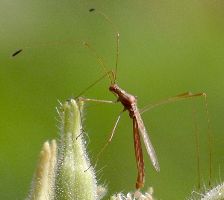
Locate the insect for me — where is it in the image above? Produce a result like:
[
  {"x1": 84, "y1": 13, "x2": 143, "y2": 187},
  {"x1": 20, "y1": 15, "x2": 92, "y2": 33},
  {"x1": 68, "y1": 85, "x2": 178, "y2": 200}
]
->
[
  {"x1": 77, "y1": 9, "x2": 211, "y2": 189},
  {"x1": 11, "y1": 9, "x2": 212, "y2": 190}
]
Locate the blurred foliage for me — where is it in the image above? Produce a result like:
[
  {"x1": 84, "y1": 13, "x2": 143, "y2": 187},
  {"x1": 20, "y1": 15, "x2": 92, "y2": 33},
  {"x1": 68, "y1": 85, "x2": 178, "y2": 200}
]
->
[{"x1": 0, "y1": 0, "x2": 224, "y2": 199}]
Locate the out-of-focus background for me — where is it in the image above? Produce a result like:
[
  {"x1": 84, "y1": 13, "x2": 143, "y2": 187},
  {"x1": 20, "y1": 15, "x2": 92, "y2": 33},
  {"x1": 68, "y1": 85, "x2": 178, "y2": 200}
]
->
[{"x1": 0, "y1": 0, "x2": 224, "y2": 199}]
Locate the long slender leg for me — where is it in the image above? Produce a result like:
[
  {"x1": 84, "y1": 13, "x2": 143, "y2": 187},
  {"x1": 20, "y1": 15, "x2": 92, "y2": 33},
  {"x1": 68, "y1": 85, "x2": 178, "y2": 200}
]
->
[
  {"x1": 76, "y1": 97, "x2": 117, "y2": 151},
  {"x1": 140, "y1": 92, "x2": 206, "y2": 114},
  {"x1": 133, "y1": 117, "x2": 145, "y2": 189},
  {"x1": 77, "y1": 97, "x2": 116, "y2": 104},
  {"x1": 140, "y1": 91, "x2": 212, "y2": 187},
  {"x1": 75, "y1": 70, "x2": 114, "y2": 99},
  {"x1": 94, "y1": 110, "x2": 125, "y2": 167},
  {"x1": 192, "y1": 105, "x2": 201, "y2": 189},
  {"x1": 84, "y1": 110, "x2": 124, "y2": 172}
]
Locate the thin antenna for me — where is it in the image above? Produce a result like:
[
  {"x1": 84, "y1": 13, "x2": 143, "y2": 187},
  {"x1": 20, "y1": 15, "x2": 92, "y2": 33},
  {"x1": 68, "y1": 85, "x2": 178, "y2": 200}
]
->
[
  {"x1": 12, "y1": 49, "x2": 23, "y2": 57},
  {"x1": 89, "y1": 8, "x2": 120, "y2": 83},
  {"x1": 83, "y1": 42, "x2": 114, "y2": 84},
  {"x1": 11, "y1": 39, "x2": 82, "y2": 57},
  {"x1": 115, "y1": 32, "x2": 119, "y2": 82}
]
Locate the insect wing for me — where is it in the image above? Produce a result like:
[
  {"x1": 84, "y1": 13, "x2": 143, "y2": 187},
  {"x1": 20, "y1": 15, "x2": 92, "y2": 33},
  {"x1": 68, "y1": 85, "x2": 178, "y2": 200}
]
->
[{"x1": 134, "y1": 106, "x2": 160, "y2": 172}]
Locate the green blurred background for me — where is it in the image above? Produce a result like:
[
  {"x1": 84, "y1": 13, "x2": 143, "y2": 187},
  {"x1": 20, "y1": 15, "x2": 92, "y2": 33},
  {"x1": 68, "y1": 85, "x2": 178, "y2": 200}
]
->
[{"x1": 0, "y1": 0, "x2": 224, "y2": 199}]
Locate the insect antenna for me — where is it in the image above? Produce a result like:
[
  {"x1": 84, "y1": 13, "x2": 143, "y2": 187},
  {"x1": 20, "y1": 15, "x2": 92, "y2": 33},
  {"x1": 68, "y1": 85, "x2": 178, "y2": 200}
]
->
[
  {"x1": 12, "y1": 49, "x2": 23, "y2": 57},
  {"x1": 82, "y1": 41, "x2": 114, "y2": 84},
  {"x1": 89, "y1": 8, "x2": 120, "y2": 84},
  {"x1": 11, "y1": 39, "x2": 82, "y2": 57}
]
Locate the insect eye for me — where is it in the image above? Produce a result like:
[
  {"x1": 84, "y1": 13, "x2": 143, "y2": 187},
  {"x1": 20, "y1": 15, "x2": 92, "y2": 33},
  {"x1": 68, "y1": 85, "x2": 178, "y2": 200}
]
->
[{"x1": 109, "y1": 85, "x2": 115, "y2": 91}]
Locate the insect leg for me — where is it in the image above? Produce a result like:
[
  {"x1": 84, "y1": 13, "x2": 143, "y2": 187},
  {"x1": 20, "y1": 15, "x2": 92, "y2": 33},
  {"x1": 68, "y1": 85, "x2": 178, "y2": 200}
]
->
[
  {"x1": 94, "y1": 110, "x2": 125, "y2": 167},
  {"x1": 140, "y1": 92, "x2": 206, "y2": 114},
  {"x1": 77, "y1": 97, "x2": 116, "y2": 104},
  {"x1": 140, "y1": 92, "x2": 212, "y2": 187}
]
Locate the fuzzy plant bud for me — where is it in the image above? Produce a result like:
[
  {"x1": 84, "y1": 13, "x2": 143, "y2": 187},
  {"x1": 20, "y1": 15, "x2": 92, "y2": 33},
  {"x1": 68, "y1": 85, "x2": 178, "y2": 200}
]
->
[
  {"x1": 110, "y1": 187, "x2": 155, "y2": 200},
  {"x1": 26, "y1": 140, "x2": 57, "y2": 200},
  {"x1": 201, "y1": 183, "x2": 224, "y2": 200},
  {"x1": 188, "y1": 182, "x2": 224, "y2": 200},
  {"x1": 55, "y1": 99, "x2": 99, "y2": 200},
  {"x1": 26, "y1": 99, "x2": 106, "y2": 200}
]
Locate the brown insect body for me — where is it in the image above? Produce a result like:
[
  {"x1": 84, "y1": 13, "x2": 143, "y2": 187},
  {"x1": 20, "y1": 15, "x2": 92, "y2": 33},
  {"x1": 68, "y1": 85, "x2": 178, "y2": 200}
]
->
[
  {"x1": 109, "y1": 84, "x2": 136, "y2": 116},
  {"x1": 109, "y1": 83, "x2": 160, "y2": 189},
  {"x1": 86, "y1": 8, "x2": 209, "y2": 190},
  {"x1": 11, "y1": 8, "x2": 212, "y2": 190},
  {"x1": 133, "y1": 117, "x2": 145, "y2": 189}
]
